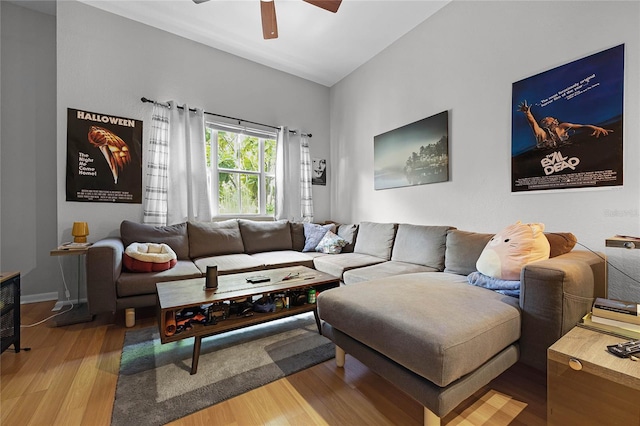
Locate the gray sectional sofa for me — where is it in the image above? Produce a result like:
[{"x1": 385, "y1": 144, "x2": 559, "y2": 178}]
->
[{"x1": 86, "y1": 218, "x2": 605, "y2": 424}]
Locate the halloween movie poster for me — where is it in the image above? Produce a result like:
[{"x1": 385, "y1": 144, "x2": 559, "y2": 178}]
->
[
  {"x1": 511, "y1": 44, "x2": 624, "y2": 192},
  {"x1": 66, "y1": 108, "x2": 143, "y2": 203}
]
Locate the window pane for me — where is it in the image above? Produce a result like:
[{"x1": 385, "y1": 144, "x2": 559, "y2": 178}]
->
[
  {"x1": 219, "y1": 172, "x2": 239, "y2": 214},
  {"x1": 218, "y1": 131, "x2": 239, "y2": 170},
  {"x1": 240, "y1": 136, "x2": 259, "y2": 172},
  {"x1": 240, "y1": 173, "x2": 259, "y2": 214},
  {"x1": 264, "y1": 138, "x2": 276, "y2": 173},
  {"x1": 265, "y1": 176, "x2": 275, "y2": 215}
]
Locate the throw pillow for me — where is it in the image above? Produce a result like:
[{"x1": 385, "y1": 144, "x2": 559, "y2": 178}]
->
[
  {"x1": 315, "y1": 230, "x2": 348, "y2": 254},
  {"x1": 302, "y1": 223, "x2": 334, "y2": 252},
  {"x1": 123, "y1": 242, "x2": 177, "y2": 273},
  {"x1": 476, "y1": 221, "x2": 550, "y2": 281},
  {"x1": 545, "y1": 232, "x2": 577, "y2": 258}
]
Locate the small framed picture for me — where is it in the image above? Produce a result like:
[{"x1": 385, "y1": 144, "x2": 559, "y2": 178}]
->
[{"x1": 312, "y1": 158, "x2": 327, "y2": 186}]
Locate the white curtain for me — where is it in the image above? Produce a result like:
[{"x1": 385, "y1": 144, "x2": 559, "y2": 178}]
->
[
  {"x1": 143, "y1": 101, "x2": 212, "y2": 225},
  {"x1": 167, "y1": 101, "x2": 213, "y2": 224},
  {"x1": 275, "y1": 126, "x2": 288, "y2": 220},
  {"x1": 142, "y1": 103, "x2": 169, "y2": 225},
  {"x1": 300, "y1": 135, "x2": 314, "y2": 222}
]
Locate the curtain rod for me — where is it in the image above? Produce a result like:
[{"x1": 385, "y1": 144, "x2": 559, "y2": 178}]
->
[{"x1": 140, "y1": 97, "x2": 311, "y2": 138}]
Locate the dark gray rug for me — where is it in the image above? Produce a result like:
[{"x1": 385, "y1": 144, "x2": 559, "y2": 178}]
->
[{"x1": 112, "y1": 312, "x2": 334, "y2": 425}]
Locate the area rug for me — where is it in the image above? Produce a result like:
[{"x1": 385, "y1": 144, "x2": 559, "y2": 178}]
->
[{"x1": 111, "y1": 312, "x2": 334, "y2": 425}]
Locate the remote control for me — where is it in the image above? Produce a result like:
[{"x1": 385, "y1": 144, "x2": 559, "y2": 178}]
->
[{"x1": 607, "y1": 340, "x2": 640, "y2": 358}]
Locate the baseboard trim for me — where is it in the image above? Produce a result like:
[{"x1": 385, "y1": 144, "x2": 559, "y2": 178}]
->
[
  {"x1": 20, "y1": 292, "x2": 58, "y2": 305},
  {"x1": 19, "y1": 293, "x2": 88, "y2": 310}
]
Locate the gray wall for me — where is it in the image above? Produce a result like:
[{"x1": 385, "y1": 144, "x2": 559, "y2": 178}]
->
[
  {"x1": 56, "y1": 1, "x2": 331, "y2": 250},
  {"x1": 2, "y1": 0, "x2": 331, "y2": 301},
  {"x1": 1, "y1": 2, "x2": 60, "y2": 302},
  {"x1": 329, "y1": 1, "x2": 640, "y2": 254}
]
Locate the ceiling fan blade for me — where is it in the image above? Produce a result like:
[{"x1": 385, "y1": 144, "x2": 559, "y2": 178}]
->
[
  {"x1": 303, "y1": 0, "x2": 342, "y2": 13},
  {"x1": 192, "y1": 0, "x2": 210, "y2": 4},
  {"x1": 260, "y1": 0, "x2": 278, "y2": 39}
]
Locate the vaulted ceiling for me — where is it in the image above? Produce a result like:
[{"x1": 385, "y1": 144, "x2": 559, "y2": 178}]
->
[{"x1": 12, "y1": 0, "x2": 449, "y2": 87}]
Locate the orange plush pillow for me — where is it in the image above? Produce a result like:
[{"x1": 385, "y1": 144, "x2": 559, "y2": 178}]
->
[{"x1": 476, "y1": 221, "x2": 550, "y2": 281}]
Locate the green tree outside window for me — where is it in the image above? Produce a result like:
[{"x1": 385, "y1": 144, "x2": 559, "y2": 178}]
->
[{"x1": 205, "y1": 126, "x2": 276, "y2": 216}]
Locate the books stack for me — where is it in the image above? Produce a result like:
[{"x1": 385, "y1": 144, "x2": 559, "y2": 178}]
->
[{"x1": 579, "y1": 297, "x2": 640, "y2": 340}]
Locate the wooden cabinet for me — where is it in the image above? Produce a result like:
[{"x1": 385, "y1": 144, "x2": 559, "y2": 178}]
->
[
  {"x1": 1, "y1": 271, "x2": 21, "y2": 354},
  {"x1": 548, "y1": 326, "x2": 640, "y2": 425}
]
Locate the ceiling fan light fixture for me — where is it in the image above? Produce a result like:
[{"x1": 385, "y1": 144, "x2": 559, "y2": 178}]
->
[{"x1": 260, "y1": 0, "x2": 278, "y2": 39}]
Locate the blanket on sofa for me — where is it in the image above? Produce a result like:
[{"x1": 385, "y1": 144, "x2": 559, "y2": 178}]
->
[{"x1": 467, "y1": 271, "x2": 520, "y2": 298}]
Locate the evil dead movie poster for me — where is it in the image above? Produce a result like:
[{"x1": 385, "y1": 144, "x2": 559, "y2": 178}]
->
[
  {"x1": 66, "y1": 108, "x2": 142, "y2": 203},
  {"x1": 511, "y1": 44, "x2": 624, "y2": 192}
]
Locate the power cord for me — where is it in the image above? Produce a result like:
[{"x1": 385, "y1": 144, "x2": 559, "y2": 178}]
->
[{"x1": 20, "y1": 257, "x2": 75, "y2": 328}]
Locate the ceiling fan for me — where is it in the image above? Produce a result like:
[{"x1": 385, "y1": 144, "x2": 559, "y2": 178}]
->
[{"x1": 192, "y1": 0, "x2": 342, "y2": 40}]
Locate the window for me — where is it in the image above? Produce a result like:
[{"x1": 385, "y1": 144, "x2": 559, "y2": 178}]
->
[{"x1": 205, "y1": 123, "x2": 277, "y2": 216}]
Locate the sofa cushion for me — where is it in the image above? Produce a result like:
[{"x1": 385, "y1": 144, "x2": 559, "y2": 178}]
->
[
  {"x1": 546, "y1": 232, "x2": 577, "y2": 258},
  {"x1": 313, "y1": 252, "x2": 386, "y2": 280},
  {"x1": 120, "y1": 220, "x2": 190, "y2": 260},
  {"x1": 353, "y1": 222, "x2": 397, "y2": 260},
  {"x1": 238, "y1": 220, "x2": 293, "y2": 253},
  {"x1": 303, "y1": 223, "x2": 334, "y2": 252},
  {"x1": 290, "y1": 222, "x2": 306, "y2": 251},
  {"x1": 476, "y1": 222, "x2": 550, "y2": 281},
  {"x1": 337, "y1": 224, "x2": 358, "y2": 253},
  {"x1": 317, "y1": 273, "x2": 521, "y2": 387},
  {"x1": 343, "y1": 261, "x2": 437, "y2": 285},
  {"x1": 391, "y1": 224, "x2": 453, "y2": 270},
  {"x1": 116, "y1": 260, "x2": 202, "y2": 297},
  {"x1": 250, "y1": 250, "x2": 315, "y2": 269},
  {"x1": 193, "y1": 253, "x2": 265, "y2": 275},
  {"x1": 187, "y1": 220, "x2": 244, "y2": 259},
  {"x1": 444, "y1": 230, "x2": 493, "y2": 276}
]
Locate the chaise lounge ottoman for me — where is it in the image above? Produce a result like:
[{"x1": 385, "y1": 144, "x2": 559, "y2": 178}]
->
[{"x1": 318, "y1": 272, "x2": 522, "y2": 425}]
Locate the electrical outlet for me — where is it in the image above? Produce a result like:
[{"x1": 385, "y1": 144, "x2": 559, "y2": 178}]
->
[{"x1": 65, "y1": 289, "x2": 70, "y2": 298}]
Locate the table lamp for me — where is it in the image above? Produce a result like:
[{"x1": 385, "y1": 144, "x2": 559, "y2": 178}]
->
[{"x1": 72, "y1": 222, "x2": 89, "y2": 243}]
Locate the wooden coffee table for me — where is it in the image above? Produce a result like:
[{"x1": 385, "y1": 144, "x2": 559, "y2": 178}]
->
[{"x1": 156, "y1": 265, "x2": 340, "y2": 374}]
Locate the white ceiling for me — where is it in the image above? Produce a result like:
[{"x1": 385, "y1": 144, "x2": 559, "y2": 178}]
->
[{"x1": 10, "y1": 0, "x2": 450, "y2": 87}]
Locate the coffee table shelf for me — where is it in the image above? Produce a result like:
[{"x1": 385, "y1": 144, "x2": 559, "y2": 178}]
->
[
  {"x1": 159, "y1": 302, "x2": 318, "y2": 344},
  {"x1": 156, "y1": 265, "x2": 340, "y2": 374}
]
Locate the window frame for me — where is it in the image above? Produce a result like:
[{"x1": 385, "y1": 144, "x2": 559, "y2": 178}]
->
[{"x1": 205, "y1": 122, "x2": 277, "y2": 219}]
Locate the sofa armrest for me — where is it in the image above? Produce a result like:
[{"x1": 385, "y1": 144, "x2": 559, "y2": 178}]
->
[
  {"x1": 518, "y1": 250, "x2": 606, "y2": 371},
  {"x1": 86, "y1": 237, "x2": 124, "y2": 314}
]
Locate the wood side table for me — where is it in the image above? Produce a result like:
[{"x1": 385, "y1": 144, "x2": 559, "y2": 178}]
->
[
  {"x1": 50, "y1": 248, "x2": 94, "y2": 326},
  {"x1": 547, "y1": 326, "x2": 640, "y2": 425}
]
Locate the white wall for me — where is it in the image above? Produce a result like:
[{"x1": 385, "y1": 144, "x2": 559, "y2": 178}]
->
[
  {"x1": 56, "y1": 1, "x2": 331, "y2": 243},
  {"x1": 329, "y1": 0, "x2": 640, "y2": 254},
  {"x1": 1, "y1": 2, "x2": 61, "y2": 302}
]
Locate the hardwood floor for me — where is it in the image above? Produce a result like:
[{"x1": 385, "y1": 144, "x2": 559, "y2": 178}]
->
[{"x1": 1, "y1": 301, "x2": 546, "y2": 425}]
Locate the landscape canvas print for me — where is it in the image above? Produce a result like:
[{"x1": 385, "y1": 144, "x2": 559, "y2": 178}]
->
[{"x1": 374, "y1": 111, "x2": 449, "y2": 190}]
